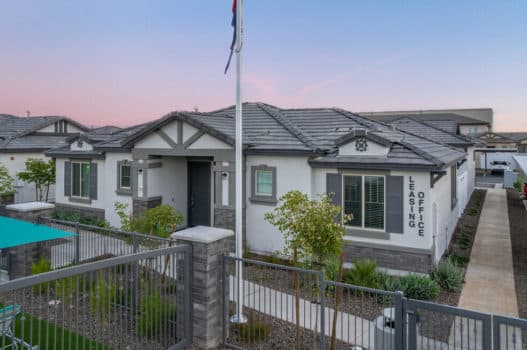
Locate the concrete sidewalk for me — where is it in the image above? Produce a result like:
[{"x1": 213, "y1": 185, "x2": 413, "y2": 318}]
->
[{"x1": 458, "y1": 188, "x2": 518, "y2": 317}]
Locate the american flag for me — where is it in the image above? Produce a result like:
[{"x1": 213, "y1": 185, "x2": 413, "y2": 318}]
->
[{"x1": 224, "y1": 0, "x2": 237, "y2": 74}]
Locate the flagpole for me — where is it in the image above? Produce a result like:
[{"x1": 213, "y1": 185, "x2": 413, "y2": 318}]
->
[{"x1": 231, "y1": 0, "x2": 247, "y2": 324}]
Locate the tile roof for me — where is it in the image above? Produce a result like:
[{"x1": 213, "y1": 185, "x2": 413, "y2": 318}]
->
[
  {"x1": 387, "y1": 117, "x2": 473, "y2": 147},
  {"x1": 362, "y1": 112, "x2": 489, "y2": 125},
  {"x1": 46, "y1": 102, "x2": 467, "y2": 170},
  {"x1": 0, "y1": 115, "x2": 88, "y2": 151}
]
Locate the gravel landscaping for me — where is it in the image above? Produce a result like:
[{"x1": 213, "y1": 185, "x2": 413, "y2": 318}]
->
[{"x1": 507, "y1": 189, "x2": 527, "y2": 319}]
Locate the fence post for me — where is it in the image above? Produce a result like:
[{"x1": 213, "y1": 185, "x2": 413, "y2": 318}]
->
[
  {"x1": 173, "y1": 227, "x2": 234, "y2": 349},
  {"x1": 394, "y1": 291, "x2": 405, "y2": 350},
  {"x1": 74, "y1": 223, "x2": 80, "y2": 265},
  {"x1": 406, "y1": 300, "x2": 417, "y2": 350},
  {"x1": 319, "y1": 268, "x2": 326, "y2": 350}
]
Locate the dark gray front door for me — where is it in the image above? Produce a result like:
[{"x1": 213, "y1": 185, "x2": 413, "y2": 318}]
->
[{"x1": 188, "y1": 161, "x2": 211, "y2": 226}]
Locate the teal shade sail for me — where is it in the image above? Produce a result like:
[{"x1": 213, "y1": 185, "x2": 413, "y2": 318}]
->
[{"x1": 0, "y1": 216, "x2": 74, "y2": 249}]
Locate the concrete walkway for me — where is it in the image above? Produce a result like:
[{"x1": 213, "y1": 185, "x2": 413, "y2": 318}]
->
[{"x1": 458, "y1": 188, "x2": 518, "y2": 317}]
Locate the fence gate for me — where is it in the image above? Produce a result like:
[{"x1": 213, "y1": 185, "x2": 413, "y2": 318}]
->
[
  {"x1": 493, "y1": 315, "x2": 527, "y2": 350},
  {"x1": 405, "y1": 299, "x2": 492, "y2": 350}
]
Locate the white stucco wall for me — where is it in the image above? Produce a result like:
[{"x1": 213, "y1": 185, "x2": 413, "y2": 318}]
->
[
  {"x1": 466, "y1": 146, "x2": 476, "y2": 197},
  {"x1": 148, "y1": 157, "x2": 188, "y2": 227},
  {"x1": 55, "y1": 153, "x2": 134, "y2": 227},
  {"x1": 430, "y1": 166, "x2": 459, "y2": 262},
  {"x1": 245, "y1": 155, "x2": 312, "y2": 255},
  {"x1": 0, "y1": 153, "x2": 56, "y2": 203},
  {"x1": 312, "y1": 167, "x2": 433, "y2": 251}
]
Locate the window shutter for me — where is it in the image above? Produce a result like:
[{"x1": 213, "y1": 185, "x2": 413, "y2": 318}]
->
[
  {"x1": 386, "y1": 175, "x2": 404, "y2": 234},
  {"x1": 64, "y1": 161, "x2": 71, "y2": 196},
  {"x1": 326, "y1": 173, "x2": 342, "y2": 207},
  {"x1": 90, "y1": 163, "x2": 98, "y2": 200}
]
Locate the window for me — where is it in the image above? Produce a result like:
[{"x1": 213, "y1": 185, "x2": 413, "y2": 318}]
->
[
  {"x1": 72, "y1": 162, "x2": 90, "y2": 198},
  {"x1": 255, "y1": 170, "x2": 273, "y2": 196},
  {"x1": 343, "y1": 175, "x2": 385, "y2": 230},
  {"x1": 250, "y1": 165, "x2": 277, "y2": 204},
  {"x1": 120, "y1": 164, "x2": 131, "y2": 189}
]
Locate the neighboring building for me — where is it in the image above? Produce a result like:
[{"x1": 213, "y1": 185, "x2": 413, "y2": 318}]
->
[
  {"x1": 360, "y1": 109, "x2": 492, "y2": 136},
  {"x1": 473, "y1": 132, "x2": 527, "y2": 171},
  {"x1": 475, "y1": 132, "x2": 527, "y2": 150},
  {"x1": 49, "y1": 103, "x2": 472, "y2": 273},
  {"x1": 0, "y1": 114, "x2": 88, "y2": 203}
]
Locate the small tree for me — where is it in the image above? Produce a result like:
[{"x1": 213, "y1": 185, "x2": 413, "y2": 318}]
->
[
  {"x1": 0, "y1": 163, "x2": 15, "y2": 202},
  {"x1": 17, "y1": 158, "x2": 56, "y2": 201},
  {"x1": 265, "y1": 191, "x2": 349, "y2": 350}
]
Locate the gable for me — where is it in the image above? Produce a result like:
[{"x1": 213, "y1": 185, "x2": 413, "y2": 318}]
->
[
  {"x1": 70, "y1": 139, "x2": 94, "y2": 151},
  {"x1": 338, "y1": 137, "x2": 390, "y2": 157},
  {"x1": 134, "y1": 131, "x2": 174, "y2": 149},
  {"x1": 187, "y1": 133, "x2": 232, "y2": 150},
  {"x1": 132, "y1": 119, "x2": 232, "y2": 151}
]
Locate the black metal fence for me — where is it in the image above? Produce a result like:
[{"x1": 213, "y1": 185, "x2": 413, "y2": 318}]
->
[
  {"x1": 222, "y1": 255, "x2": 527, "y2": 350},
  {"x1": 39, "y1": 217, "x2": 172, "y2": 270},
  {"x1": 0, "y1": 245, "x2": 192, "y2": 350}
]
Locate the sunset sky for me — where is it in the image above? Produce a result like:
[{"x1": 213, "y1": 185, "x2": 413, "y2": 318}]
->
[{"x1": 1, "y1": 1, "x2": 526, "y2": 131}]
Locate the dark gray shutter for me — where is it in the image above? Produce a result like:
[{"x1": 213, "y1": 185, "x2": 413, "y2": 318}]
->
[
  {"x1": 64, "y1": 161, "x2": 71, "y2": 196},
  {"x1": 386, "y1": 175, "x2": 404, "y2": 234},
  {"x1": 90, "y1": 163, "x2": 98, "y2": 200},
  {"x1": 326, "y1": 173, "x2": 342, "y2": 207}
]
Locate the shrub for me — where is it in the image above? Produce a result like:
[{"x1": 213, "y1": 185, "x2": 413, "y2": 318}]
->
[
  {"x1": 115, "y1": 202, "x2": 183, "y2": 238},
  {"x1": 467, "y1": 208, "x2": 479, "y2": 216},
  {"x1": 137, "y1": 292, "x2": 176, "y2": 337},
  {"x1": 399, "y1": 274, "x2": 439, "y2": 300},
  {"x1": 31, "y1": 258, "x2": 52, "y2": 293},
  {"x1": 234, "y1": 321, "x2": 271, "y2": 342},
  {"x1": 513, "y1": 177, "x2": 525, "y2": 192},
  {"x1": 51, "y1": 209, "x2": 110, "y2": 228},
  {"x1": 450, "y1": 255, "x2": 469, "y2": 268},
  {"x1": 90, "y1": 273, "x2": 130, "y2": 313},
  {"x1": 377, "y1": 272, "x2": 403, "y2": 293},
  {"x1": 431, "y1": 259, "x2": 464, "y2": 292},
  {"x1": 343, "y1": 259, "x2": 380, "y2": 289}
]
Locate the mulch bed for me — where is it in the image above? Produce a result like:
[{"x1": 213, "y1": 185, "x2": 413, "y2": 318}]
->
[{"x1": 506, "y1": 190, "x2": 527, "y2": 319}]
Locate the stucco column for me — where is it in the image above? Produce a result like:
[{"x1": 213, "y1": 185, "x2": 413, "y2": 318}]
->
[{"x1": 172, "y1": 226, "x2": 234, "y2": 349}]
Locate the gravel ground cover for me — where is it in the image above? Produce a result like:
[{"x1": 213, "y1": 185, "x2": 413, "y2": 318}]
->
[
  {"x1": 507, "y1": 190, "x2": 527, "y2": 319},
  {"x1": 0, "y1": 266, "x2": 182, "y2": 350}
]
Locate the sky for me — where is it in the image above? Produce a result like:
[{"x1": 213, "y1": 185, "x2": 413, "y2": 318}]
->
[{"x1": 0, "y1": 1, "x2": 526, "y2": 131}]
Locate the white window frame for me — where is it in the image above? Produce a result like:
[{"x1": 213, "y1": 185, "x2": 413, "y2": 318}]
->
[
  {"x1": 119, "y1": 163, "x2": 132, "y2": 189},
  {"x1": 254, "y1": 170, "x2": 273, "y2": 197},
  {"x1": 71, "y1": 161, "x2": 90, "y2": 199},
  {"x1": 342, "y1": 174, "x2": 386, "y2": 232}
]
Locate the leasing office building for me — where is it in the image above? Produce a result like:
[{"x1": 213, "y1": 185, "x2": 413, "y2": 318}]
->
[{"x1": 47, "y1": 103, "x2": 474, "y2": 273}]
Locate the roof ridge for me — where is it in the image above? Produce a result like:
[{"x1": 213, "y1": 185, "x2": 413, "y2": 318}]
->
[
  {"x1": 257, "y1": 103, "x2": 317, "y2": 151},
  {"x1": 332, "y1": 108, "x2": 387, "y2": 131}
]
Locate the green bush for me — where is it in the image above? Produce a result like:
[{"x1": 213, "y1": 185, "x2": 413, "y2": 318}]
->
[
  {"x1": 467, "y1": 208, "x2": 479, "y2": 216},
  {"x1": 31, "y1": 258, "x2": 52, "y2": 293},
  {"x1": 343, "y1": 259, "x2": 380, "y2": 289},
  {"x1": 377, "y1": 272, "x2": 402, "y2": 293},
  {"x1": 90, "y1": 273, "x2": 130, "y2": 313},
  {"x1": 234, "y1": 321, "x2": 271, "y2": 342},
  {"x1": 514, "y1": 177, "x2": 525, "y2": 192},
  {"x1": 51, "y1": 209, "x2": 110, "y2": 228},
  {"x1": 450, "y1": 255, "x2": 469, "y2": 268},
  {"x1": 399, "y1": 274, "x2": 439, "y2": 300},
  {"x1": 136, "y1": 292, "x2": 175, "y2": 337},
  {"x1": 431, "y1": 259, "x2": 464, "y2": 292}
]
